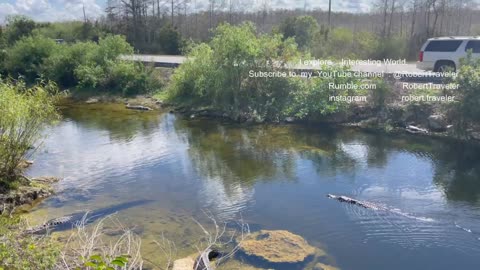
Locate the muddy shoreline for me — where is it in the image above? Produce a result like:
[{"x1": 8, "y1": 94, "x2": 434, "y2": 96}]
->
[{"x1": 170, "y1": 104, "x2": 480, "y2": 145}]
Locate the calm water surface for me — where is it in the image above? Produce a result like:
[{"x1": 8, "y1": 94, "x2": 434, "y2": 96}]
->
[{"x1": 26, "y1": 103, "x2": 480, "y2": 270}]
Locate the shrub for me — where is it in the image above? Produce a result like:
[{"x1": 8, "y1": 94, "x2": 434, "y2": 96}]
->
[
  {"x1": 311, "y1": 28, "x2": 407, "y2": 60},
  {"x1": 158, "y1": 24, "x2": 184, "y2": 55},
  {"x1": 167, "y1": 43, "x2": 215, "y2": 102},
  {"x1": 94, "y1": 35, "x2": 134, "y2": 64},
  {"x1": 370, "y1": 78, "x2": 392, "y2": 109},
  {"x1": 0, "y1": 20, "x2": 176, "y2": 95},
  {"x1": 33, "y1": 21, "x2": 105, "y2": 43},
  {"x1": 279, "y1": 16, "x2": 319, "y2": 50},
  {"x1": 312, "y1": 27, "x2": 357, "y2": 59},
  {"x1": 74, "y1": 64, "x2": 106, "y2": 89},
  {"x1": 72, "y1": 35, "x2": 160, "y2": 94},
  {"x1": 0, "y1": 49, "x2": 6, "y2": 76},
  {"x1": 354, "y1": 31, "x2": 380, "y2": 59},
  {"x1": 454, "y1": 52, "x2": 480, "y2": 130},
  {"x1": 106, "y1": 61, "x2": 161, "y2": 96},
  {"x1": 4, "y1": 35, "x2": 57, "y2": 82},
  {"x1": 169, "y1": 23, "x2": 301, "y2": 121},
  {"x1": 42, "y1": 41, "x2": 97, "y2": 87},
  {"x1": 4, "y1": 15, "x2": 36, "y2": 46},
  {"x1": 168, "y1": 23, "x2": 362, "y2": 122},
  {"x1": 286, "y1": 66, "x2": 361, "y2": 119},
  {"x1": 0, "y1": 27, "x2": 4, "y2": 48},
  {"x1": 0, "y1": 79, "x2": 59, "y2": 181},
  {"x1": 374, "y1": 36, "x2": 408, "y2": 59},
  {"x1": 2, "y1": 33, "x2": 159, "y2": 95},
  {"x1": 0, "y1": 28, "x2": 5, "y2": 75},
  {"x1": 0, "y1": 216, "x2": 59, "y2": 270},
  {"x1": 327, "y1": 28, "x2": 356, "y2": 58}
]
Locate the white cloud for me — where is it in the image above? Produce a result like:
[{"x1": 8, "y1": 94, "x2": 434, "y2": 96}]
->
[
  {"x1": 5, "y1": 0, "x2": 478, "y2": 23},
  {"x1": 0, "y1": 0, "x2": 103, "y2": 23},
  {"x1": 15, "y1": 0, "x2": 51, "y2": 13},
  {"x1": 246, "y1": 0, "x2": 373, "y2": 13},
  {"x1": 0, "y1": 3, "x2": 19, "y2": 21},
  {"x1": 0, "y1": 0, "x2": 375, "y2": 23}
]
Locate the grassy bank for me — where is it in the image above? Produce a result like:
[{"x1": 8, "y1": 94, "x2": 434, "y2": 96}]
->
[{"x1": 0, "y1": 216, "x2": 60, "y2": 270}]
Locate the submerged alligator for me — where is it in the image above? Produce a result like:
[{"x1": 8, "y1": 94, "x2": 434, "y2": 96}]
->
[{"x1": 24, "y1": 199, "x2": 153, "y2": 234}]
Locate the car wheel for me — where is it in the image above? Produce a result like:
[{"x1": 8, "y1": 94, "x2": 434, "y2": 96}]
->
[{"x1": 434, "y1": 61, "x2": 456, "y2": 72}]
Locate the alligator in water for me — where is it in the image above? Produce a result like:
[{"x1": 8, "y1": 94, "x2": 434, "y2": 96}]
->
[
  {"x1": 327, "y1": 194, "x2": 384, "y2": 210},
  {"x1": 327, "y1": 194, "x2": 435, "y2": 222},
  {"x1": 125, "y1": 103, "x2": 152, "y2": 111},
  {"x1": 24, "y1": 199, "x2": 153, "y2": 234}
]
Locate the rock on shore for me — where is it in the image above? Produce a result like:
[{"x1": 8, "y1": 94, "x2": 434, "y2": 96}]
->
[{"x1": 0, "y1": 177, "x2": 60, "y2": 214}]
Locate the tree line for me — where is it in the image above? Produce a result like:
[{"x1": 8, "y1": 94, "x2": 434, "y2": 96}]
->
[
  {"x1": 100, "y1": 0, "x2": 480, "y2": 58},
  {"x1": 1, "y1": 0, "x2": 479, "y2": 58}
]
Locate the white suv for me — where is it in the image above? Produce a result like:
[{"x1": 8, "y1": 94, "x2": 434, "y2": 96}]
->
[{"x1": 416, "y1": 36, "x2": 480, "y2": 72}]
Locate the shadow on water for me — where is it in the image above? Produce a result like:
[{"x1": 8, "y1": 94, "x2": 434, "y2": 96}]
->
[
  {"x1": 430, "y1": 142, "x2": 480, "y2": 204},
  {"x1": 34, "y1": 199, "x2": 154, "y2": 234}
]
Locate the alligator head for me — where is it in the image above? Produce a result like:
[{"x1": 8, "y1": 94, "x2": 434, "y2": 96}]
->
[{"x1": 327, "y1": 194, "x2": 337, "y2": 199}]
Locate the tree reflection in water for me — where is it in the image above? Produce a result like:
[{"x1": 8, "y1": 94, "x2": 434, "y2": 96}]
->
[{"x1": 175, "y1": 118, "x2": 480, "y2": 205}]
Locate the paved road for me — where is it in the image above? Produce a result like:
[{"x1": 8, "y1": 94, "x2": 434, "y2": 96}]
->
[
  {"x1": 122, "y1": 54, "x2": 450, "y2": 83},
  {"x1": 122, "y1": 54, "x2": 424, "y2": 72},
  {"x1": 122, "y1": 54, "x2": 423, "y2": 73},
  {"x1": 121, "y1": 54, "x2": 186, "y2": 67}
]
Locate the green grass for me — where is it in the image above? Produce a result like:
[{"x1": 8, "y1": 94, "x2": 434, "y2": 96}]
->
[{"x1": 0, "y1": 215, "x2": 60, "y2": 270}]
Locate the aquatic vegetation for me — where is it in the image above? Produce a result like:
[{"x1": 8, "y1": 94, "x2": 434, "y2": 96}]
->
[{"x1": 238, "y1": 230, "x2": 316, "y2": 263}]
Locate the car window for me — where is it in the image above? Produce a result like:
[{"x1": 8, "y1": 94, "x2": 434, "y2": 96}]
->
[
  {"x1": 425, "y1": 40, "x2": 463, "y2": 52},
  {"x1": 465, "y1": 41, "x2": 480, "y2": 53}
]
